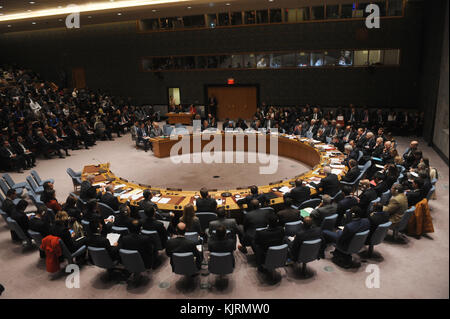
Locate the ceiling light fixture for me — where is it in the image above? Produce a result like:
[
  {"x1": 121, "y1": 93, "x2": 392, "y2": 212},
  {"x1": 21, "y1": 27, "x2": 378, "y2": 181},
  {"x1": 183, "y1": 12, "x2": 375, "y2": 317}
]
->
[{"x1": 0, "y1": 0, "x2": 194, "y2": 22}]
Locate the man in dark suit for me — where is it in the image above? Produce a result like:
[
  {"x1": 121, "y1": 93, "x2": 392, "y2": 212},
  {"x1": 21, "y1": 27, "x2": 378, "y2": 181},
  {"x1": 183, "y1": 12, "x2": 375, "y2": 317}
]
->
[
  {"x1": 341, "y1": 159, "x2": 360, "y2": 183},
  {"x1": 1, "y1": 189, "x2": 17, "y2": 217},
  {"x1": 138, "y1": 189, "x2": 173, "y2": 220},
  {"x1": 80, "y1": 175, "x2": 101, "y2": 201},
  {"x1": 208, "y1": 225, "x2": 236, "y2": 266},
  {"x1": 11, "y1": 199, "x2": 30, "y2": 236},
  {"x1": 323, "y1": 206, "x2": 370, "y2": 268},
  {"x1": 406, "y1": 178, "x2": 426, "y2": 207},
  {"x1": 196, "y1": 188, "x2": 217, "y2": 213},
  {"x1": 277, "y1": 198, "x2": 301, "y2": 226},
  {"x1": 289, "y1": 216, "x2": 323, "y2": 262},
  {"x1": 358, "y1": 180, "x2": 378, "y2": 217},
  {"x1": 310, "y1": 195, "x2": 338, "y2": 227},
  {"x1": 28, "y1": 205, "x2": 51, "y2": 237},
  {"x1": 100, "y1": 185, "x2": 120, "y2": 211},
  {"x1": 114, "y1": 205, "x2": 133, "y2": 229},
  {"x1": 86, "y1": 216, "x2": 119, "y2": 261},
  {"x1": 141, "y1": 205, "x2": 168, "y2": 249},
  {"x1": 241, "y1": 199, "x2": 272, "y2": 253},
  {"x1": 208, "y1": 207, "x2": 243, "y2": 248},
  {"x1": 0, "y1": 140, "x2": 26, "y2": 173},
  {"x1": 253, "y1": 214, "x2": 285, "y2": 272},
  {"x1": 284, "y1": 179, "x2": 310, "y2": 207},
  {"x1": 118, "y1": 219, "x2": 156, "y2": 269},
  {"x1": 313, "y1": 166, "x2": 340, "y2": 197},
  {"x1": 336, "y1": 186, "x2": 359, "y2": 225},
  {"x1": 237, "y1": 185, "x2": 269, "y2": 207},
  {"x1": 366, "y1": 203, "x2": 390, "y2": 243},
  {"x1": 12, "y1": 136, "x2": 36, "y2": 168},
  {"x1": 35, "y1": 130, "x2": 64, "y2": 158},
  {"x1": 166, "y1": 222, "x2": 203, "y2": 270}
]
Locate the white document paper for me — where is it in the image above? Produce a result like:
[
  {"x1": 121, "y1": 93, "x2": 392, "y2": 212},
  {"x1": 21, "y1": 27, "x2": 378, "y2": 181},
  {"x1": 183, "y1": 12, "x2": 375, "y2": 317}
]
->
[
  {"x1": 331, "y1": 169, "x2": 343, "y2": 175},
  {"x1": 196, "y1": 245, "x2": 203, "y2": 252},
  {"x1": 278, "y1": 186, "x2": 292, "y2": 194},
  {"x1": 107, "y1": 233, "x2": 120, "y2": 246},
  {"x1": 158, "y1": 198, "x2": 171, "y2": 204},
  {"x1": 114, "y1": 184, "x2": 127, "y2": 190},
  {"x1": 151, "y1": 196, "x2": 161, "y2": 203}
]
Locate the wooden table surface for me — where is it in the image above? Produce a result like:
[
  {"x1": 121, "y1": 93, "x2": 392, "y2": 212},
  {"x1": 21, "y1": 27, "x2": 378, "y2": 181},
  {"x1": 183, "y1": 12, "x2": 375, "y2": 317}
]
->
[
  {"x1": 82, "y1": 133, "x2": 347, "y2": 215},
  {"x1": 166, "y1": 112, "x2": 194, "y2": 125}
]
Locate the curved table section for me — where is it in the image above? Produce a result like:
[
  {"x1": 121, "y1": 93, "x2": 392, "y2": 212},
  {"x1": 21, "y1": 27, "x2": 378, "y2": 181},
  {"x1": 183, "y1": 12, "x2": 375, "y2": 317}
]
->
[{"x1": 81, "y1": 133, "x2": 346, "y2": 214}]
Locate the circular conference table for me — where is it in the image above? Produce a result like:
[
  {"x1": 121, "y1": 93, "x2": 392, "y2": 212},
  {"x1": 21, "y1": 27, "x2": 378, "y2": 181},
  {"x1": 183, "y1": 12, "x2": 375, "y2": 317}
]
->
[{"x1": 81, "y1": 132, "x2": 347, "y2": 217}]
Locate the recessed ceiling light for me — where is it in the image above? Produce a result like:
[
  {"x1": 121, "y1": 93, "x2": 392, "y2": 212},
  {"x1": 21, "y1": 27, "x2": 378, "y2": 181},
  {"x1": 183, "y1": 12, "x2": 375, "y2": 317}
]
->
[
  {"x1": 7, "y1": 24, "x2": 12, "y2": 27},
  {"x1": 152, "y1": 9, "x2": 157, "y2": 12},
  {"x1": 226, "y1": 3, "x2": 231, "y2": 5},
  {"x1": 88, "y1": 16, "x2": 92, "y2": 18},
  {"x1": 117, "y1": 12, "x2": 122, "y2": 15},
  {"x1": 32, "y1": 22, "x2": 36, "y2": 24},
  {"x1": 187, "y1": 6, "x2": 192, "y2": 9},
  {"x1": 29, "y1": 1, "x2": 36, "y2": 4}
]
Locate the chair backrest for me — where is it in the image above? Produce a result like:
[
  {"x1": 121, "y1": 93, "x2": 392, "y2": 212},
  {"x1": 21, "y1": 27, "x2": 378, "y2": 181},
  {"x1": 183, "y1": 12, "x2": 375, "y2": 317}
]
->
[
  {"x1": 88, "y1": 246, "x2": 115, "y2": 269},
  {"x1": 299, "y1": 198, "x2": 321, "y2": 210},
  {"x1": 0, "y1": 209, "x2": 10, "y2": 227},
  {"x1": 172, "y1": 252, "x2": 198, "y2": 275},
  {"x1": 357, "y1": 151, "x2": 363, "y2": 162},
  {"x1": 2, "y1": 173, "x2": 16, "y2": 189},
  {"x1": 331, "y1": 190, "x2": 344, "y2": 202},
  {"x1": 321, "y1": 213, "x2": 338, "y2": 230},
  {"x1": 119, "y1": 249, "x2": 146, "y2": 274},
  {"x1": 297, "y1": 238, "x2": 322, "y2": 264},
  {"x1": 141, "y1": 229, "x2": 163, "y2": 250},
  {"x1": 31, "y1": 170, "x2": 43, "y2": 185},
  {"x1": 370, "y1": 221, "x2": 392, "y2": 245},
  {"x1": 426, "y1": 186, "x2": 436, "y2": 201},
  {"x1": 345, "y1": 230, "x2": 370, "y2": 254},
  {"x1": 76, "y1": 198, "x2": 87, "y2": 212},
  {"x1": 195, "y1": 212, "x2": 218, "y2": 232},
  {"x1": 430, "y1": 178, "x2": 437, "y2": 185},
  {"x1": 367, "y1": 197, "x2": 381, "y2": 214},
  {"x1": 58, "y1": 239, "x2": 73, "y2": 260},
  {"x1": 0, "y1": 192, "x2": 4, "y2": 204},
  {"x1": 28, "y1": 229, "x2": 44, "y2": 246},
  {"x1": 185, "y1": 232, "x2": 199, "y2": 242},
  {"x1": 0, "y1": 179, "x2": 10, "y2": 195},
  {"x1": 263, "y1": 244, "x2": 288, "y2": 270},
  {"x1": 396, "y1": 165, "x2": 405, "y2": 173},
  {"x1": 98, "y1": 202, "x2": 115, "y2": 216},
  {"x1": 208, "y1": 252, "x2": 234, "y2": 275},
  {"x1": 26, "y1": 176, "x2": 39, "y2": 193},
  {"x1": 380, "y1": 190, "x2": 391, "y2": 206},
  {"x1": 396, "y1": 206, "x2": 415, "y2": 231},
  {"x1": 67, "y1": 168, "x2": 76, "y2": 178},
  {"x1": 174, "y1": 123, "x2": 184, "y2": 128},
  {"x1": 306, "y1": 131, "x2": 313, "y2": 139},
  {"x1": 6, "y1": 217, "x2": 28, "y2": 241},
  {"x1": 284, "y1": 220, "x2": 303, "y2": 236},
  {"x1": 81, "y1": 220, "x2": 91, "y2": 236},
  {"x1": 111, "y1": 226, "x2": 129, "y2": 235}
]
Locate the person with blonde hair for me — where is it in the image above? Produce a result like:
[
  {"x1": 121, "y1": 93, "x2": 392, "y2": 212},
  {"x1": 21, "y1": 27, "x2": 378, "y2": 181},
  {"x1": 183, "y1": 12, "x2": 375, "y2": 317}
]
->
[
  {"x1": 51, "y1": 211, "x2": 86, "y2": 253},
  {"x1": 180, "y1": 203, "x2": 202, "y2": 235}
]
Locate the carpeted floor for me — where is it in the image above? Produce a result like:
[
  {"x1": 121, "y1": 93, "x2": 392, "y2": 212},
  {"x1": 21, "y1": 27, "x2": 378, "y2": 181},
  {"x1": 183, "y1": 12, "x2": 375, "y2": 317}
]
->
[{"x1": 0, "y1": 130, "x2": 448, "y2": 299}]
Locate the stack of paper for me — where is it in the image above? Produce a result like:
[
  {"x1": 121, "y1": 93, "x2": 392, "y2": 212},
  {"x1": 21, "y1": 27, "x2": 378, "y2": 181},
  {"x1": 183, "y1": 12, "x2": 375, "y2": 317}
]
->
[
  {"x1": 278, "y1": 186, "x2": 292, "y2": 194},
  {"x1": 114, "y1": 184, "x2": 127, "y2": 190},
  {"x1": 331, "y1": 169, "x2": 343, "y2": 175},
  {"x1": 107, "y1": 233, "x2": 120, "y2": 246},
  {"x1": 216, "y1": 198, "x2": 223, "y2": 205},
  {"x1": 158, "y1": 198, "x2": 171, "y2": 204},
  {"x1": 151, "y1": 196, "x2": 161, "y2": 203}
]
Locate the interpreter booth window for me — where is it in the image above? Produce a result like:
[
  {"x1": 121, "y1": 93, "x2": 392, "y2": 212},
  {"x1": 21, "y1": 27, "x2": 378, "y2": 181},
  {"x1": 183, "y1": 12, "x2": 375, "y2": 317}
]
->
[
  {"x1": 354, "y1": 50, "x2": 369, "y2": 66},
  {"x1": 231, "y1": 55, "x2": 243, "y2": 68},
  {"x1": 369, "y1": 50, "x2": 384, "y2": 65},
  {"x1": 160, "y1": 17, "x2": 178, "y2": 29},
  {"x1": 231, "y1": 12, "x2": 243, "y2": 25},
  {"x1": 140, "y1": 18, "x2": 159, "y2": 31},
  {"x1": 218, "y1": 12, "x2": 230, "y2": 26},
  {"x1": 297, "y1": 52, "x2": 310, "y2": 67},
  {"x1": 245, "y1": 11, "x2": 256, "y2": 24},
  {"x1": 383, "y1": 49, "x2": 400, "y2": 65},
  {"x1": 256, "y1": 55, "x2": 270, "y2": 68},
  {"x1": 181, "y1": 57, "x2": 196, "y2": 70},
  {"x1": 341, "y1": 3, "x2": 355, "y2": 18},
  {"x1": 326, "y1": 5, "x2": 340, "y2": 19},
  {"x1": 311, "y1": 52, "x2": 324, "y2": 67},
  {"x1": 153, "y1": 57, "x2": 171, "y2": 70},
  {"x1": 206, "y1": 14, "x2": 217, "y2": 28},
  {"x1": 311, "y1": 6, "x2": 325, "y2": 20},
  {"x1": 196, "y1": 56, "x2": 208, "y2": 69},
  {"x1": 243, "y1": 54, "x2": 257, "y2": 68},
  {"x1": 270, "y1": 54, "x2": 283, "y2": 68},
  {"x1": 388, "y1": 0, "x2": 403, "y2": 16},
  {"x1": 183, "y1": 15, "x2": 205, "y2": 28},
  {"x1": 282, "y1": 53, "x2": 297, "y2": 67},
  {"x1": 207, "y1": 56, "x2": 219, "y2": 68},
  {"x1": 270, "y1": 8, "x2": 282, "y2": 23},
  {"x1": 218, "y1": 56, "x2": 231, "y2": 68},
  {"x1": 256, "y1": 10, "x2": 269, "y2": 24}
]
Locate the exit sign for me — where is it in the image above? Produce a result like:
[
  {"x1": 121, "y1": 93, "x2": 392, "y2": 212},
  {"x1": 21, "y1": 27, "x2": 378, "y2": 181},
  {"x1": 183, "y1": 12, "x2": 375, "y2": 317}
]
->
[{"x1": 227, "y1": 78, "x2": 235, "y2": 85}]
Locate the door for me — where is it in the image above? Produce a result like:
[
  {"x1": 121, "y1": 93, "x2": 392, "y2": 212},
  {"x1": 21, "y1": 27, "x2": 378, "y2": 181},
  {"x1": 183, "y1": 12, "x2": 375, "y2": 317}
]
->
[
  {"x1": 72, "y1": 67, "x2": 86, "y2": 89},
  {"x1": 207, "y1": 86, "x2": 257, "y2": 120}
]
